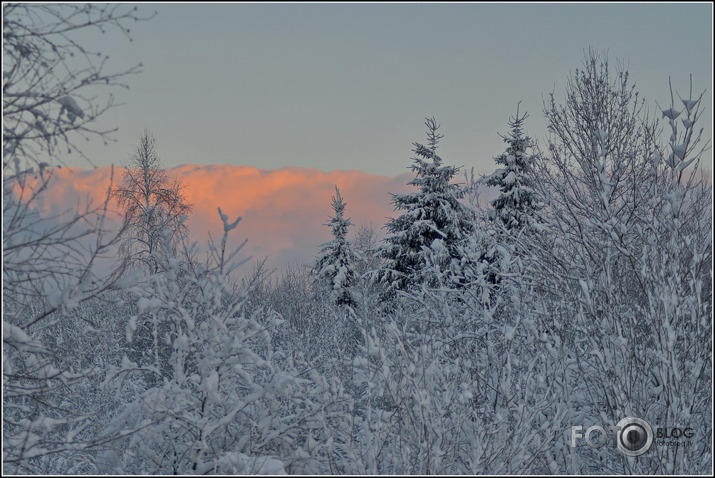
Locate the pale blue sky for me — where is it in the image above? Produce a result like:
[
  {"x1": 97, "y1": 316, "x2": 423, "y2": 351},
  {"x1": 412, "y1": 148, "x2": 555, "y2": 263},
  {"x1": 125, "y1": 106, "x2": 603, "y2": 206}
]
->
[{"x1": 75, "y1": 2, "x2": 712, "y2": 176}]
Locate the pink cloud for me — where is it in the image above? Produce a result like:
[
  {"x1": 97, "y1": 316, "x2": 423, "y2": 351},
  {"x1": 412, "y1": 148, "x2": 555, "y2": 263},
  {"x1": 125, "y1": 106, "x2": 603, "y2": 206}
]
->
[{"x1": 24, "y1": 164, "x2": 416, "y2": 273}]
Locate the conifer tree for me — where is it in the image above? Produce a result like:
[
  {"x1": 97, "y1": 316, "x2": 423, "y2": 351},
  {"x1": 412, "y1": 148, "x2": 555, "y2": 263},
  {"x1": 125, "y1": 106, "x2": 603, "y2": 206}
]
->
[
  {"x1": 484, "y1": 104, "x2": 540, "y2": 232},
  {"x1": 477, "y1": 107, "x2": 541, "y2": 286},
  {"x1": 314, "y1": 186, "x2": 358, "y2": 307},
  {"x1": 380, "y1": 117, "x2": 474, "y2": 292}
]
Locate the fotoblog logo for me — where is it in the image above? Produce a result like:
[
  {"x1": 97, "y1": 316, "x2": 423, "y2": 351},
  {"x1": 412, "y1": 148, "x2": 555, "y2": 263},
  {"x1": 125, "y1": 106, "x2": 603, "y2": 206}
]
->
[{"x1": 571, "y1": 417, "x2": 654, "y2": 457}]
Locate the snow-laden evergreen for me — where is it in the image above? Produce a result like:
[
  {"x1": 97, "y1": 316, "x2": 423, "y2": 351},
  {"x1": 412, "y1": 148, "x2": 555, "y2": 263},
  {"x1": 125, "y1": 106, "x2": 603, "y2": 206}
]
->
[
  {"x1": 379, "y1": 117, "x2": 475, "y2": 293},
  {"x1": 314, "y1": 186, "x2": 359, "y2": 307},
  {"x1": 482, "y1": 105, "x2": 540, "y2": 232},
  {"x1": 476, "y1": 108, "x2": 542, "y2": 286}
]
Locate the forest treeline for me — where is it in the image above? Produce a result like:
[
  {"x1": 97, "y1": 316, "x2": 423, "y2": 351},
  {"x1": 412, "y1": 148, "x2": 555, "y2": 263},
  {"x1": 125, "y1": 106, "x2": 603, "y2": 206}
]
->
[{"x1": 3, "y1": 4, "x2": 712, "y2": 475}]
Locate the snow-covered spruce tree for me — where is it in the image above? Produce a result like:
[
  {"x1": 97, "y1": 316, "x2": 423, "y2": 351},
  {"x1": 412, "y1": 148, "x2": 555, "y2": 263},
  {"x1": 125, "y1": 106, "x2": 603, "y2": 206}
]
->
[
  {"x1": 483, "y1": 104, "x2": 540, "y2": 232},
  {"x1": 477, "y1": 106, "x2": 541, "y2": 286},
  {"x1": 379, "y1": 117, "x2": 474, "y2": 293},
  {"x1": 3, "y1": 4, "x2": 152, "y2": 473},
  {"x1": 112, "y1": 129, "x2": 193, "y2": 275},
  {"x1": 530, "y1": 51, "x2": 711, "y2": 473},
  {"x1": 309, "y1": 186, "x2": 366, "y2": 389},
  {"x1": 314, "y1": 186, "x2": 359, "y2": 308}
]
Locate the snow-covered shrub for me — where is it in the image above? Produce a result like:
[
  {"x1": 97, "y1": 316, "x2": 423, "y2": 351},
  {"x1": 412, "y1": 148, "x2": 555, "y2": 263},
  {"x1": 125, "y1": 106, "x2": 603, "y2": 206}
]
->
[
  {"x1": 100, "y1": 210, "x2": 348, "y2": 474},
  {"x1": 530, "y1": 51, "x2": 711, "y2": 473},
  {"x1": 3, "y1": 4, "x2": 152, "y2": 472}
]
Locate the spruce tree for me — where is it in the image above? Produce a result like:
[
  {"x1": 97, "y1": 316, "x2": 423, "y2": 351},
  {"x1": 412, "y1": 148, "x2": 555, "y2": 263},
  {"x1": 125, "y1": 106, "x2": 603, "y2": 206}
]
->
[
  {"x1": 314, "y1": 186, "x2": 358, "y2": 307},
  {"x1": 380, "y1": 117, "x2": 474, "y2": 292},
  {"x1": 484, "y1": 105, "x2": 540, "y2": 232}
]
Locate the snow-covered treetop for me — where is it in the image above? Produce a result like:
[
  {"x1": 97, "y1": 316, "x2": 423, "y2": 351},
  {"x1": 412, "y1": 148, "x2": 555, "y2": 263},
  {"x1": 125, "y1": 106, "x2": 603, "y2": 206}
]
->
[
  {"x1": 483, "y1": 105, "x2": 540, "y2": 231},
  {"x1": 314, "y1": 186, "x2": 358, "y2": 307},
  {"x1": 380, "y1": 117, "x2": 475, "y2": 292}
]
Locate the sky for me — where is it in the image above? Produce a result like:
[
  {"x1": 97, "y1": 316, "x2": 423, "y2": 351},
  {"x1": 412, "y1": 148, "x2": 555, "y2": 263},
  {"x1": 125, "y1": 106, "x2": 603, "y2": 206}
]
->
[
  {"x1": 12, "y1": 2, "x2": 714, "y2": 273},
  {"x1": 70, "y1": 2, "x2": 712, "y2": 177}
]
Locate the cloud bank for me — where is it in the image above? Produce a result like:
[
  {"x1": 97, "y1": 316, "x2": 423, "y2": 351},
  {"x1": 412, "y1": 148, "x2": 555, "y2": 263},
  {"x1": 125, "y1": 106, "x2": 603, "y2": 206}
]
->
[{"x1": 27, "y1": 164, "x2": 417, "y2": 273}]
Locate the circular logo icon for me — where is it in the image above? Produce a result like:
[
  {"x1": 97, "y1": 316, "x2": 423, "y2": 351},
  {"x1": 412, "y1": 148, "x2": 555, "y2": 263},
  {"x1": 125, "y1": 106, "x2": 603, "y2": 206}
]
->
[{"x1": 616, "y1": 417, "x2": 653, "y2": 457}]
